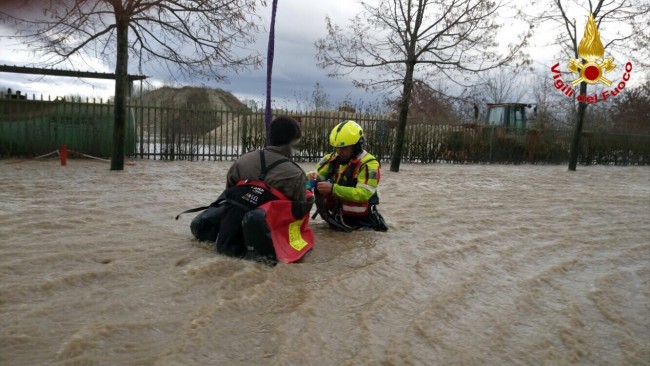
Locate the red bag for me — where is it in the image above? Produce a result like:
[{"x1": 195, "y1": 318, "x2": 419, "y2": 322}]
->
[{"x1": 256, "y1": 190, "x2": 315, "y2": 263}]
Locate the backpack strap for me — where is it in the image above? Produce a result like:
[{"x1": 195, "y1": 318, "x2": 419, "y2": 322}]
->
[
  {"x1": 175, "y1": 206, "x2": 210, "y2": 220},
  {"x1": 258, "y1": 149, "x2": 291, "y2": 181},
  {"x1": 258, "y1": 150, "x2": 266, "y2": 180},
  {"x1": 175, "y1": 191, "x2": 227, "y2": 220}
]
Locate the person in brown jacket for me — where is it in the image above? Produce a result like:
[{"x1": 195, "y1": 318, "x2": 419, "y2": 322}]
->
[
  {"x1": 216, "y1": 116, "x2": 307, "y2": 257},
  {"x1": 226, "y1": 116, "x2": 306, "y2": 201}
]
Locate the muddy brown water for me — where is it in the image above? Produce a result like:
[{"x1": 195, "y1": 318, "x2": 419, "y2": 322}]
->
[{"x1": 1, "y1": 160, "x2": 648, "y2": 365}]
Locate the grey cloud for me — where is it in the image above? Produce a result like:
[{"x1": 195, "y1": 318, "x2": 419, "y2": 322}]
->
[{"x1": 0, "y1": 1, "x2": 379, "y2": 105}]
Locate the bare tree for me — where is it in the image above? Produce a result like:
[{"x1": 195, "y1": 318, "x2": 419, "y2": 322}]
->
[
  {"x1": 311, "y1": 82, "x2": 331, "y2": 112},
  {"x1": 529, "y1": 72, "x2": 569, "y2": 129},
  {"x1": 611, "y1": 80, "x2": 650, "y2": 134},
  {"x1": 316, "y1": 0, "x2": 530, "y2": 172},
  {"x1": 477, "y1": 68, "x2": 529, "y2": 103},
  {"x1": 388, "y1": 80, "x2": 458, "y2": 125},
  {"x1": 1, "y1": 0, "x2": 265, "y2": 170},
  {"x1": 290, "y1": 83, "x2": 331, "y2": 112},
  {"x1": 535, "y1": 0, "x2": 649, "y2": 171}
]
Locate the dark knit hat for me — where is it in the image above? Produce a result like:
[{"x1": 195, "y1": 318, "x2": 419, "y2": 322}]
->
[{"x1": 269, "y1": 116, "x2": 302, "y2": 146}]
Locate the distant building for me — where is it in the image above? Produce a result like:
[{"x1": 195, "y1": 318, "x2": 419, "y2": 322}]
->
[{"x1": 4, "y1": 88, "x2": 27, "y2": 100}]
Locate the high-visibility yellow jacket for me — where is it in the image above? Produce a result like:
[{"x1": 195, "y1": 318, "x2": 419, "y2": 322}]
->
[{"x1": 315, "y1": 151, "x2": 380, "y2": 215}]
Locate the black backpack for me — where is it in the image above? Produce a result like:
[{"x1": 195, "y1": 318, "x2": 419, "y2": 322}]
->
[{"x1": 175, "y1": 150, "x2": 297, "y2": 256}]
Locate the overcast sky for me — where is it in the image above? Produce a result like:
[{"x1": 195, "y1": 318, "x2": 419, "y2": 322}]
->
[{"x1": 0, "y1": 0, "x2": 645, "y2": 107}]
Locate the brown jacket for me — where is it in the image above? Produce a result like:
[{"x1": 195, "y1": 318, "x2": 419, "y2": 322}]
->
[{"x1": 226, "y1": 146, "x2": 306, "y2": 201}]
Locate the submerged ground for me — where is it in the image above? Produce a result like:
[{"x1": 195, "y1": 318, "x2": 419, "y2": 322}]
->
[{"x1": 1, "y1": 160, "x2": 649, "y2": 365}]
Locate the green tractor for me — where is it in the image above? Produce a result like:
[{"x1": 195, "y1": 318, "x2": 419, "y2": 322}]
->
[
  {"x1": 479, "y1": 103, "x2": 536, "y2": 162},
  {"x1": 484, "y1": 103, "x2": 534, "y2": 132}
]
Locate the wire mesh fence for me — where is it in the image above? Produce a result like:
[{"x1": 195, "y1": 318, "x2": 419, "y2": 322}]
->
[{"x1": 2, "y1": 96, "x2": 649, "y2": 165}]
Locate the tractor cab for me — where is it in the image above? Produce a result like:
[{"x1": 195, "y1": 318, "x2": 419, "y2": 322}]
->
[{"x1": 485, "y1": 103, "x2": 530, "y2": 133}]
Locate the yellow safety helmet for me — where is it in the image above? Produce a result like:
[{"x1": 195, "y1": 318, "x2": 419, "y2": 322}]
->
[{"x1": 329, "y1": 120, "x2": 364, "y2": 147}]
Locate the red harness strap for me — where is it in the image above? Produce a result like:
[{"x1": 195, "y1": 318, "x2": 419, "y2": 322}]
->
[
  {"x1": 236, "y1": 180, "x2": 289, "y2": 200},
  {"x1": 324, "y1": 154, "x2": 379, "y2": 217},
  {"x1": 338, "y1": 158, "x2": 371, "y2": 217}
]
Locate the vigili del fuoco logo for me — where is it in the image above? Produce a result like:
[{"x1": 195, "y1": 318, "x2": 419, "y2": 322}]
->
[{"x1": 551, "y1": 13, "x2": 633, "y2": 103}]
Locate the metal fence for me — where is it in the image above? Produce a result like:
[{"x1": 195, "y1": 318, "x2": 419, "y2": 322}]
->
[
  {"x1": 2, "y1": 96, "x2": 649, "y2": 165},
  {"x1": 0, "y1": 96, "x2": 135, "y2": 158},
  {"x1": 128, "y1": 102, "x2": 397, "y2": 162}
]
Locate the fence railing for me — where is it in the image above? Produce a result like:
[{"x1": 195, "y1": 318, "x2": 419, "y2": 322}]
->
[{"x1": 2, "y1": 97, "x2": 649, "y2": 165}]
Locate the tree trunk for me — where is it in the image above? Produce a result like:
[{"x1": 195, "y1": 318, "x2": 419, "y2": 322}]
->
[
  {"x1": 264, "y1": 0, "x2": 279, "y2": 146},
  {"x1": 390, "y1": 62, "x2": 415, "y2": 172},
  {"x1": 111, "y1": 16, "x2": 129, "y2": 171},
  {"x1": 568, "y1": 81, "x2": 587, "y2": 171}
]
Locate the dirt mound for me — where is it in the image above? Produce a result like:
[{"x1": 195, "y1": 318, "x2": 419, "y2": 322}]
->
[{"x1": 139, "y1": 86, "x2": 248, "y2": 111}]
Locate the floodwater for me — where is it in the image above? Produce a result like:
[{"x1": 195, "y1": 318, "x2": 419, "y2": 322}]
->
[{"x1": 1, "y1": 159, "x2": 648, "y2": 366}]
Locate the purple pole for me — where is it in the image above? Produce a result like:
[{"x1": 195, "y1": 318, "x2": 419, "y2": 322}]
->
[{"x1": 264, "y1": 0, "x2": 279, "y2": 146}]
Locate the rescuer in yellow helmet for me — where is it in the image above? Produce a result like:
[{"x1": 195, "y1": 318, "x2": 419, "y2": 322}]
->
[{"x1": 307, "y1": 120, "x2": 388, "y2": 231}]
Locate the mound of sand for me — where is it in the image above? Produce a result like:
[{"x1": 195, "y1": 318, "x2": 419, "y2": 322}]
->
[
  {"x1": 134, "y1": 87, "x2": 249, "y2": 136},
  {"x1": 139, "y1": 86, "x2": 248, "y2": 111},
  {"x1": 204, "y1": 115, "x2": 243, "y2": 142}
]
